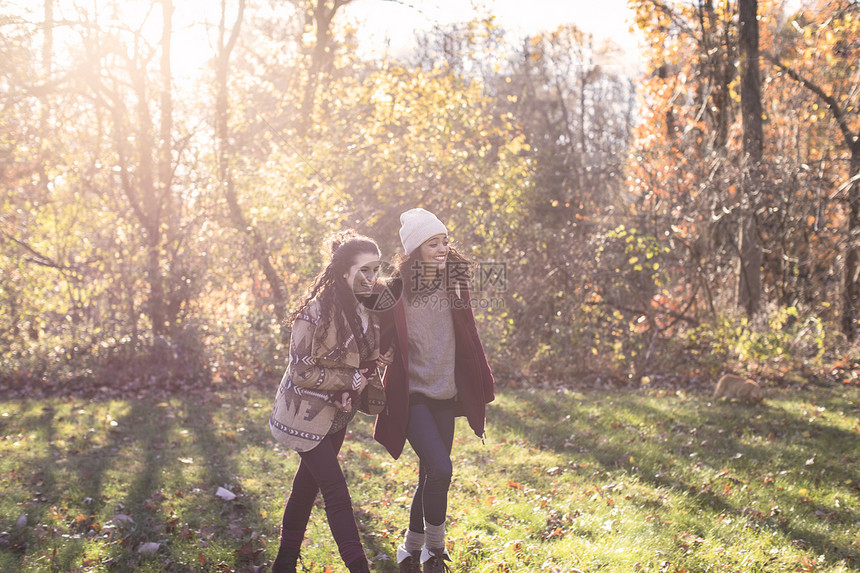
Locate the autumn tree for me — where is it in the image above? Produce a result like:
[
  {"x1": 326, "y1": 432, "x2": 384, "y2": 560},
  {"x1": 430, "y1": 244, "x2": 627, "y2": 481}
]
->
[
  {"x1": 0, "y1": 0, "x2": 223, "y2": 390},
  {"x1": 765, "y1": 0, "x2": 860, "y2": 339},
  {"x1": 454, "y1": 23, "x2": 637, "y2": 375},
  {"x1": 84, "y1": 0, "x2": 196, "y2": 338},
  {"x1": 627, "y1": 0, "x2": 859, "y2": 382},
  {"x1": 629, "y1": 0, "x2": 798, "y2": 322},
  {"x1": 1, "y1": 2, "x2": 147, "y2": 355}
]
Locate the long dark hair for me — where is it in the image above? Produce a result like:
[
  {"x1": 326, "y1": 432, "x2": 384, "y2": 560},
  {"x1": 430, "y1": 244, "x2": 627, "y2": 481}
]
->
[
  {"x1": 289, "y1": 230, "x2": 380, "y2": 351},
  {"x1": 394, "y1": 239, "x2": 472, "y2": 302}
]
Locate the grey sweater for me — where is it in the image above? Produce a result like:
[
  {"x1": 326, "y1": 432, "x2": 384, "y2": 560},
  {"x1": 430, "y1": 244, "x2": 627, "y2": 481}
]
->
[{"x1": 403, "y1": 294, "x2": 457, "y2": 400}]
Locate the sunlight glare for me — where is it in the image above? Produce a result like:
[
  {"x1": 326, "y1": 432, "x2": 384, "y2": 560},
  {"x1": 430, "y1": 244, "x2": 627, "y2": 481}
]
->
[{"x1": 47, "y1": 0, "x2": 220, "y2": 84}]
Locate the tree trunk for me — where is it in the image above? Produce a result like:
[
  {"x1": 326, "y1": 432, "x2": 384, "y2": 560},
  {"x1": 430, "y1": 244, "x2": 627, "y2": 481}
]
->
[
  {"x1": 737, "y1": 0, "x2": 762, "y2": 316},
  {"x1": 215, "y1": 0, "x2": 288, "y2": 324},
  {"x1": 131, "y1": 48, "x2": 165, "y2": 336},
  {"x1": 42, "y1": 0, "x2": 53, "y2": 74},
  {"x1": 698, "y1": 0, "x2": 731, "y2": 149},
  {"x1": 842, "y1": 151, "x2": 860, "y2": 340},
  {"x1": 160, "y1": 0, "x2": 177, "y2": 331},
  {"x1": 299, "y1": 0, "x2": 351, "y2": 134}
]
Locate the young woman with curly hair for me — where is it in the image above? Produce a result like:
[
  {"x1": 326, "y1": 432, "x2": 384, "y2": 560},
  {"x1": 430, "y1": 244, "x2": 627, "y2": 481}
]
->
[{"x1": 270, "y1": 230, "x2": 388, "y2": 573}]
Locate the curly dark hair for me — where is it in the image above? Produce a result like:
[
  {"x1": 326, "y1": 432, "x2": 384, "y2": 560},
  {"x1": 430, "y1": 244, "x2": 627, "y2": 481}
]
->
[{"x1": 289, "y1": 230, "x2": 381, "y2": 352}]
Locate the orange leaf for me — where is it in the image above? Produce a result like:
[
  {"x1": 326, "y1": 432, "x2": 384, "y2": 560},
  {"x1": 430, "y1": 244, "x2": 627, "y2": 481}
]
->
[{"x1": 798, "y1": 555, "x2": 817, "y2": 572}]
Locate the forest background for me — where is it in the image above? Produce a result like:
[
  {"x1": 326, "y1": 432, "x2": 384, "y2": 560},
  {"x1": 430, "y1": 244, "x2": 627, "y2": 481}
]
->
[{"x1": 2, "y1": 0, "x2": 860, "y2": 395}]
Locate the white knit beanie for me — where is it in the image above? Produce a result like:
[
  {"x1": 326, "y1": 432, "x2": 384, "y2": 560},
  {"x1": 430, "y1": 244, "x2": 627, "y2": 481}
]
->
[{"x1": 399, "y1": 208, "x2": 448, "y2": 255}]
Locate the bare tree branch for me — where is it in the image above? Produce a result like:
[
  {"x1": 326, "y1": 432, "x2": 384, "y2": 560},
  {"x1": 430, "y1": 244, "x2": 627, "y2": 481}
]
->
[{"x1": 766, "y1": 52, "x2": 860, "y2": 154}]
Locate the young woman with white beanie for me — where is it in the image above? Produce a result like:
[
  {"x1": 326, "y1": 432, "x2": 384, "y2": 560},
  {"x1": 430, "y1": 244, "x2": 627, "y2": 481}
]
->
[{"x1": 373, "y1": 208, "x2": 495, "y2": 573}]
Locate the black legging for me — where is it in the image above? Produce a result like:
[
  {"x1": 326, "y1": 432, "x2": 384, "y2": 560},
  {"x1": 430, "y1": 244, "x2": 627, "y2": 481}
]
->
[
  {"x1": 278, "y1": 427, "x2": 365, "y2": 566},
  {"x1": 405, "y1": 395, "x2": 456, "y2": 531}
]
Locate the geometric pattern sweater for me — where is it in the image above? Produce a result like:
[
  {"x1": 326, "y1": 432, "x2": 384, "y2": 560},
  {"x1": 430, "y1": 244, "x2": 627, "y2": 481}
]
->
[{"x1": 270, "y1": 299, "x2": 385, "y2": 452}]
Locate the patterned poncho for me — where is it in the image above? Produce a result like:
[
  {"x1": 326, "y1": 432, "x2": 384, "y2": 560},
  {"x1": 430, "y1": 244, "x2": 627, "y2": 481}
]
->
[{"x1": 270, "y1": 299, "x2": 385, "y2": 452}]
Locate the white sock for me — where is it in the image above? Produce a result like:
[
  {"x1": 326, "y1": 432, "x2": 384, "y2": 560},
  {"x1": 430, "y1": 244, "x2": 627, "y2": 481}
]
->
[
  {"x1": 424, "y1": 520, "x2": 445, "y2": 551},
  {"x1": 404, "y1": 528, "x2": 424, "y2": 553}
]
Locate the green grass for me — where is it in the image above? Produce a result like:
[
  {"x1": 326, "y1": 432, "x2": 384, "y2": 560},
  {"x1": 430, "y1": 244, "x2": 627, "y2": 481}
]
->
[{"x1": 1, "y1": 382, "x2": 858, "y2": 572}]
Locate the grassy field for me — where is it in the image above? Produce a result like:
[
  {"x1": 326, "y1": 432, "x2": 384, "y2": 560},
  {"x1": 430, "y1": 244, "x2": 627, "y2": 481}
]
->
[{"x1": 0, "y1": 380, "x2": 857, "y2": 572}]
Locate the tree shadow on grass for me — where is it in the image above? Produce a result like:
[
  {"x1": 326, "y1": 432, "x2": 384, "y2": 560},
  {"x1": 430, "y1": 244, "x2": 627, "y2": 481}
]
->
[
  {"x1": 0, "y1": 403, "x2": 61, "y2": 568},
  {"x1": 80, "y1": 389, "x2": 275, "y2": 570},
  {"x1": 0, "y1": 397, "x2": 177, "y2": 570},
  {"x1": 0, "y1": 386, "x2": 277, "y2": 571},
  {"x1": 172, "y1": 389, "x2": 274, "y2": 570},
  {"x1": 486, "y1": 386, "x2": 859, "y2": 567}
]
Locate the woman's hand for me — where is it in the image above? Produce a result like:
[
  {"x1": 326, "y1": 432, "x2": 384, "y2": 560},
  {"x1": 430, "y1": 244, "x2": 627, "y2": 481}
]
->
[
  {"x1": 333, "y1": 390, "x2": 355, "y2": 411},
  {"x1": 333, "y1": 371, "x2": 371, "y2": 411},
  {"x1": 377, "y1": 347, "x2": 394, "y2": 367},
  {"x1": 358, "y1": 360, "x2": 378, "y2": 381}
]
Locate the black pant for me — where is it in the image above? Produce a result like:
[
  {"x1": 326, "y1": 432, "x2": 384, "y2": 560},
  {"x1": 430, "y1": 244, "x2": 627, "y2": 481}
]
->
[
  {"x1": 279, "y1": 427, "x2": 365, "y2": 566},
  {"x1": 405, "y1": 395, "x2": 456, "y2": 531}
]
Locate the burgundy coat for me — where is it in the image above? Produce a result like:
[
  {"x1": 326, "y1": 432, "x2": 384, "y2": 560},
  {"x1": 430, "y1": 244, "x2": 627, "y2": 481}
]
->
[{"x1": 373, "y1": 280, "x2": 495, "y2": 459}]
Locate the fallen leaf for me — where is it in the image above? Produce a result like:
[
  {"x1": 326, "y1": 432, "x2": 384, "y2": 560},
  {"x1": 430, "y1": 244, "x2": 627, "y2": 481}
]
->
[
  {"x1": 138, "y1": 542, "x2": 160, "y2": 555},
  {"x1": 216, "y1": 487, "x2": 237, "y2": 501},
  {"x1": 235, "y1": 541, "x2": 261, "y2": 560},
  {"x1": 112, "y1": 514, "x2": 135, "y2": 525}
]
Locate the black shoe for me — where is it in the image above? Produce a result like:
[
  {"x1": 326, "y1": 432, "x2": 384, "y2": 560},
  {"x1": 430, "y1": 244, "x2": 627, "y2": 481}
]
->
[
  {"x1": 271, "y1": 547, "x2": 300, "y2": 573},
  {"x1": 346, "y1": 558, "x2": 371, "y2": 573},
  {"x1": 423, "y1": 549, "x2": 451, "y2": 573},
  {"x1": 397, "y1": 548, "x2": 421, "y2": 573}
]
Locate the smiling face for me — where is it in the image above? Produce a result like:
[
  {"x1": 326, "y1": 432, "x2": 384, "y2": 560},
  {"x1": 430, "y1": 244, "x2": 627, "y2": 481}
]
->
[
  {"x1": 417, "y1": 233, "x2": 449, "y2": 271},
  {"x1": 345, "y1": 252, "x2": 381, "y2": 295}
]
